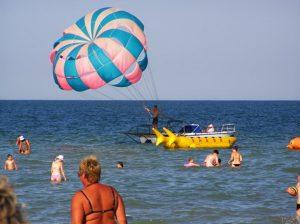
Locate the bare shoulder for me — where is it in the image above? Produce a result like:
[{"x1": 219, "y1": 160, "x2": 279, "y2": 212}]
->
[{"x1": 72, "y1": 191, "x2": 84, "y2": 202}]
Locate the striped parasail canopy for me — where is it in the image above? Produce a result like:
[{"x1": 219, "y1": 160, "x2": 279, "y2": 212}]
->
[{"x1": 50, "y1": 7, "x2": 148, "y2": 91}]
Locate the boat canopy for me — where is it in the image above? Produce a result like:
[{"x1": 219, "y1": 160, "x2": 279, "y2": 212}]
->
[{"x1": 178, "y1": 124, "x2": 201, "y2": 134}]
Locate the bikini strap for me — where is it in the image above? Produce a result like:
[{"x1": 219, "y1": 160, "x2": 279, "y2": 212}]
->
[
  {"x1": 80, "y1": 190, "x2": 93, "y2": 214},
  {"x1": 110, "y1": 186, "x2": 117, "y2": 212}
]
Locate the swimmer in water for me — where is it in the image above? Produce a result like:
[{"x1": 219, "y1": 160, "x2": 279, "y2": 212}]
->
[
  {"x1": 16, "y1": 135, "x2": 31, "y2": 155},
  {"x1": 50, "y1": 155, "x2": 67, "y2": 183},
  {"x1": 116, "y1": 161, "x2": 124, "y2": 169},
  {"x1": 4, "y1": 154, "x2": 18, "y2": 171},
  {"x1": 286, "y1": 175, "x2": 300, "y2": 219},
  {"x1": 184, "y1": 157, "x2": 200, "y2": 167},
  {"x1": 228, "y1": 145, "x2": 243, "y2": 167},
  {"x1": 71, "y1": 155, "x2": 127, "y2": 224},
  {"x1": 203, "y1": 150, "x2": 220, "y2": 167}
]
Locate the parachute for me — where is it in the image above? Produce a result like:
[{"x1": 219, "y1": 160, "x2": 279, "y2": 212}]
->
[{"x1": 50, "y1": 7, "x2": 148, "y2": 92}]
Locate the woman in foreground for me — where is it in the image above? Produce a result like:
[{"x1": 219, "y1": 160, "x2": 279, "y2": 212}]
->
[
  {"x1": 0, "y1": 175, "x2": 27, "y2": 224},
  {"x1": 71, "y1": 155, "x2": 127, "y2": 224}
]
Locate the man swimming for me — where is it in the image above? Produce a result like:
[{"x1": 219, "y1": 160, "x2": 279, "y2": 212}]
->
[
  {"x1": 4, "y1": 154, "x2": 18, "y2": 171},
  {"x1": 228, "y1": 146, "x2": 243, "y2": 167},
  {"x1": 145, "y1": 105, "x2": 159, "y2": 129},
  {"x1": 203, "y1": 150, "x2": 220, "y2": 167},
  {"x1": 51, "y1": 155, "x2": 67, "y2": 183},
  {"x1": 16, "y1": 135, "x2": 31, "y2": 154}
]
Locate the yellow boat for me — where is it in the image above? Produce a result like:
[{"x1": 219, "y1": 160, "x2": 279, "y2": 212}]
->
[{"x1": 153, "y1": 124, "x2": 237, "y2": 150}]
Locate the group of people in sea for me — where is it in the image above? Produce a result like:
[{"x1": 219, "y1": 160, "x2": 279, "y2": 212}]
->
[
  {"x1": 1, "y1": 153, "x2": 127, "y2": 224},
  {"x1": 3, "y1": 135, "x2": 31, "y2": 171},
  {"x1": 184, "y1": 145, "x2": 243, "y2": 168},
  {"x1": 1, "y1": 130, "x2": 299, "y2": 222}
]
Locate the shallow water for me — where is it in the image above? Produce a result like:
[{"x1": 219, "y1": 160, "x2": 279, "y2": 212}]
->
[{"x1": 0, "y1": 100, "x2": 299, "y2": 223}]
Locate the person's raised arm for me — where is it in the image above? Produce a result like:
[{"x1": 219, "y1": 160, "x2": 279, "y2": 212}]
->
[
  {"x1": 60, "y1": 163, "x2": 67, "y2": 181},
  {"x1": 114, "y1": 190, "x2": 127, "y2": 224},
  {"x1": 71, "y1": 192, "x2": 85, "y2": 224},
  {"x1": 26, "y1": 140, "x2": 31, "y2": 153}
]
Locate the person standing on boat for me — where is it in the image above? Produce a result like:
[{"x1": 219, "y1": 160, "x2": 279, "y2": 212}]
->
[
  {"x1": 228, "y1": 146, "x2": 243, "y2": 167},
  {"x1": 145, "y1": 105, "x2": 159, "y2": 129}
]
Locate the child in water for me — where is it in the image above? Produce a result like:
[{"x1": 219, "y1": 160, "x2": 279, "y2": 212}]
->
[
  {"x1": 4, "y1": 154, "x2": 18, "y2": 171},
  {"x1": 184, "y1": 157, "x2": 200, "y2": 167}
]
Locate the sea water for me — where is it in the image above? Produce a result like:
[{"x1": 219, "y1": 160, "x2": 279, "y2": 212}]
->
[{"x1": 0, "y1": 100, "x2": 299, "y2": 224}]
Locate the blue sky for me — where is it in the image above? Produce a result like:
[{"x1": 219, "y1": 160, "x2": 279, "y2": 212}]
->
[{"x1": 1, "y1": 0, "x2": 299, "y2": 100}]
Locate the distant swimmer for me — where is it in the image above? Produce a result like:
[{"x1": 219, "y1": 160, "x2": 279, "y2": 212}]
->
[
  {"x1": 71, "y1": 155, "x2": 127, "y2": 224},
  {"x1": 206, "y1": 124, "x2": 215, "y2": 133},
  {"x1": 116, "y1": 161, "x2": 124, "y2": 169},
  {"x1": 50, "y1": 155, "x2": 67, "y2": 183},
  {"x1": 16, "y1": 135, "x2": 31, "y2": 155},
  {"x1": 184, "y1": 157, "x2": 200, "y2": 167},
  {"x1": 145, "y1": 105, "x2": 159, "y2": 129},
  {"x1": 203, "y1": 150, "x2": 220, "y2": 167},
  {"x1": 286, "y1": 175, "x2": 300, "y2": 219},
  {"x1": 228, "y1": 146, "x2": 243, "y2": 167},
  {"x1": 4, "y1": 154, "x2": 18, "y2": 171}
]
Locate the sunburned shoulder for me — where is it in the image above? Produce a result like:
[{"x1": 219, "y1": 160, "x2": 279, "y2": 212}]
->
[{"x1": 72, "y1": 191, "x2": 84, "y2": 201}]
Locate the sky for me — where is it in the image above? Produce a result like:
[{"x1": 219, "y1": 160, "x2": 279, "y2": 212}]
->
[{"x1": 0, "y1": 0, "x2": 299, "y2": 100}]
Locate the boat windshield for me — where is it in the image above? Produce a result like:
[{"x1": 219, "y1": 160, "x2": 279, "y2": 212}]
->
[{"x1": 178, "y1": 124, "x2": 201, "y2": 134}]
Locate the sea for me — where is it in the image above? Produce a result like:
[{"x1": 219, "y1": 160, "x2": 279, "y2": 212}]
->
[{"x1": 0, "y1": 100, "x2": 299, "y2": 224}]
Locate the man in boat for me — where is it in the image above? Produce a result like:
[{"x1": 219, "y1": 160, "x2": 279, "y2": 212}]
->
[
  {"x1": 203, "y1": 150, "x2": 220, "y2": 167},
  {"x1": 16, "y1": 135, "x2": 31, "y2": 154},
  {"x1": 145, "y1": 105, "x2": 159, "y2": 129},
  {"x1": 228, "y1": 145, "x2": 243, "y2": 167},
  {"x1": 206, "y1": 124, "x2": 215, "y2": 133}
]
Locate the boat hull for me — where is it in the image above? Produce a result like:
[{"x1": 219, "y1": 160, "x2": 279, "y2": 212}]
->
[{"x1": 153, "y1": 128, "x2": 237, "y2": 150}]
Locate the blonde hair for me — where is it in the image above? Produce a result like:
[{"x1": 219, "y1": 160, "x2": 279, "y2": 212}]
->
[
  {"x1": 0, "y1": 176, "x2": 27, "y2": 224},
  {"x1": 78, "y1": 155, "x2": 101, "y2": 183}
]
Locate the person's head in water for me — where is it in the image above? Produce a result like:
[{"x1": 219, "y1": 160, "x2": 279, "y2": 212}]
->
[
  {"x1": 78, "y1": 155, "x2": 101, "y2": 184},
  {"x1": 117, "y1": 161, "x2": 124, "y2": 169},
  {"x1": 232, "y1": 145, "x2": 238, "y2": 151},
  {"x1": 154, "y1": 105, "x2": 157, "y2": 108},
  {"x1": 213, "y1": 150, "x2": 219, "y2": 155},
  {"x1": 19, "y1": 135, "x2": 25, "y2": 142},
  {"x1": 7, "y1": 154, "x2": 13, "y2": 160},
  {"x1": 187, "y1": 157, "x2": 194, "y2": 163}
]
